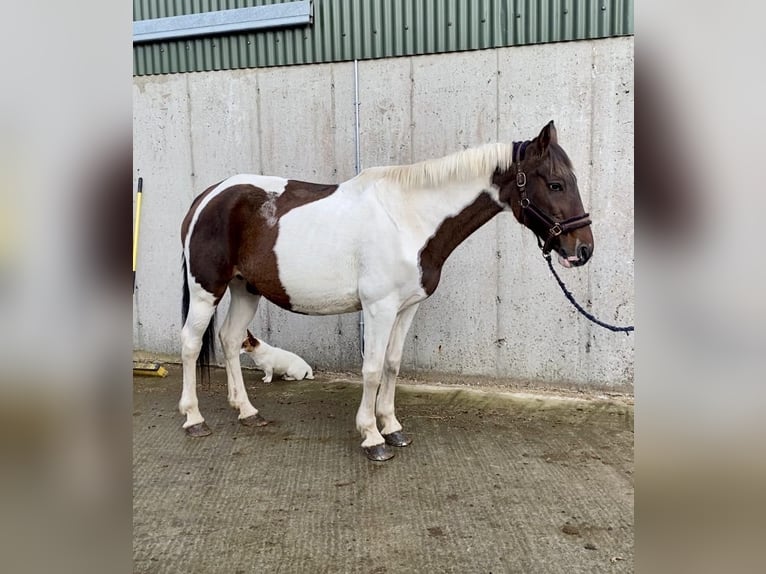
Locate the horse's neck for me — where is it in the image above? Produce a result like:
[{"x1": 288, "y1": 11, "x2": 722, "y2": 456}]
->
[
  {"x1": 410, "y1": 179, "x2": 503, "y2": 294},
  {"x1": 407, "y1": 178, "x2": 501, "y2": 241}
]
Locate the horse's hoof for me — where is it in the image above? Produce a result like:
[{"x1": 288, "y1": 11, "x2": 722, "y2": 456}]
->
[
  {"x1": 363, "y1": 443, "x2": 395, "y2": 461},
  {"x1": 240, "y1": 413, "x2": 269, "y2": 427},
  {"x1": 185, "y1": 422, "x2": 212, "y2": 437},
  {"x1": 382, "y1": 430, "x2": 412, "y2": 447}
]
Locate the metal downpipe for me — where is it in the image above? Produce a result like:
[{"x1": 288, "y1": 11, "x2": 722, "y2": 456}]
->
[{"x1": 353, "y1": 60, "x2": 364, "y2": 359}]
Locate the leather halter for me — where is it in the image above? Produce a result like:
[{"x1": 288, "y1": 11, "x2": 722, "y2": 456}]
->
[{"x1": 512, "y1": 141, "x2": 592, "y2": 256}]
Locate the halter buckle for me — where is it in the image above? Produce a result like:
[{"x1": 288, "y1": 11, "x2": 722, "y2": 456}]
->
[
  {"x1": 516, "y1": 172, "x2": 527, "y2": 188},
  {"x1": 550, "y1": 224, "x2": 563, "y2": 237},
  {"x1": 519, "y1": 197, "x2": 530, "y2": 209}
]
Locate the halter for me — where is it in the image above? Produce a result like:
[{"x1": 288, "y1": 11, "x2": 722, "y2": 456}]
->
[{"x1": 512, "y1": 141, "x2": 592, "y2": 256}]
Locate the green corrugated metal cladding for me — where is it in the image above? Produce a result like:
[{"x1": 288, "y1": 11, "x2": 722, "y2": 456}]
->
[{"x1": 133, "y1": 0, "x2": 633, "y2": 76}]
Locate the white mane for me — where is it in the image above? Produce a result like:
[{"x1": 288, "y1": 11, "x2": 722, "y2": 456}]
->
[{"x1": 355, "y1": 142, "x2": 515, "y2": 189}]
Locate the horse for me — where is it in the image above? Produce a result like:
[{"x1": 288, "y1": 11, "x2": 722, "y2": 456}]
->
[{"x1": 179, "y1": 120, "x2": 593, "y2": 461}]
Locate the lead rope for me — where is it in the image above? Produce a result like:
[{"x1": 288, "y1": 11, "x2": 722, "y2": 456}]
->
[{"x1": 541, "y1": 244, "x2": 634, "y2": 334}]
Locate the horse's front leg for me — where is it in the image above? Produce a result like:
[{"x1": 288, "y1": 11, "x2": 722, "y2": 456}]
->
[
  {"x1": 357, "y1": 302, "x2": 398, "y2": 461},
  {"x1": 377, "y1": 304, "x2": 420, "y2": 447}
]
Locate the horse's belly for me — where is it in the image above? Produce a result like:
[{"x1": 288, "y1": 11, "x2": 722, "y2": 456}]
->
[
  {"x1": 284, "y1": 278, "x2": 362, "y2": 315},
  {"x1": 272, "y1": 189, "x2": 403, "y2": 315},
  {"x1": 274, "y1": 229, "x2": 362, "y2": 315}
]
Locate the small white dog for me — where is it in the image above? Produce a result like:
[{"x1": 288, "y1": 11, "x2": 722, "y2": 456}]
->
[{"x1": 240, "y1": 329, "x2": 314, "y2": 383}]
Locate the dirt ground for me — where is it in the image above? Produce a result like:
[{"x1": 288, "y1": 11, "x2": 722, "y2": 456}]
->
[{"x1": 133, "y1": 365, "x2": 633, "y2": 573}]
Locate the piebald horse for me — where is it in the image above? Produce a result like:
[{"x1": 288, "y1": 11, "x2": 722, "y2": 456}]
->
[{"x1": 180, "y1": 121, "x2": 593, "y2": 461}]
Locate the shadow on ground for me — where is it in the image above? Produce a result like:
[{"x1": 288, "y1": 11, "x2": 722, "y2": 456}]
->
[{"x1": 134, "y1": 365, "x2": 633, "y2": 573}]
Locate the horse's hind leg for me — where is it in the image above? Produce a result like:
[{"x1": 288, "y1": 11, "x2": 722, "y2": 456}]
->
[
  {"x1": 377, "y1": 303, "x2": 420, "y2": 447},
  {"x1": 180, "y1": 289, "x2": 217, "y2": 436},
  {"x1": 219, "y1": 280, "x2": 265, "y2": 426}
]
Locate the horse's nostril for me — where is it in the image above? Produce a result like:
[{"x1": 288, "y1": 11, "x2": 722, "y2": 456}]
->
[{"x1": 578, "y1": 244, "x2": 591, "y2": 262}]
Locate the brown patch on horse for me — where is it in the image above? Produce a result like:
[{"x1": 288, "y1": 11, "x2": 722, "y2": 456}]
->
[
  {"x1": 185, "y1": 179, "x2": 337, "y2": 308},
  {"x1": 181, "y1": 180, "x2": 224, "y2": 246},
  {"x1": 418, "y1": 191, "x2": 502, "y2": 296},
  {"x1": 281, "y1": 180, "x2": 339, "y2": 207}
]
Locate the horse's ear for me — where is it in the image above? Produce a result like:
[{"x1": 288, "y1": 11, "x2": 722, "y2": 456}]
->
[{"x1": 536, "y1": 120, "x2": 558, "y2": 153}]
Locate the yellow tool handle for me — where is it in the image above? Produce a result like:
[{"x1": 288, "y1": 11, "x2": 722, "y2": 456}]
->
[{"x1": 133, "y1": 177, "x2": 143, "y2": 291}]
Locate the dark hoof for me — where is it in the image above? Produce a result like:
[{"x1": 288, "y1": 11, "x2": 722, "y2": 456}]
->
[
  {"x1": 363, "y1": 443, "x2": 395, "y2": 461},
  {"x1": 383, "y1": 430, "x2": 412, "y2": 447},
  {"x1": 240, "y1": 413, "x2": 269, "y2": 427},
  {"x1": 185, "y1": 422, "x2": 211, "y2": 437}
]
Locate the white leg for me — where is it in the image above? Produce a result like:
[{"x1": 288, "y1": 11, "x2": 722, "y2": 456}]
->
[
  {"x1": 218, "y1": 281, "x2": 260, "y2": 420},
  {"x1": 356, "y1": 301, "x2": 398, "y2": 449},
  {"x1": 261, "y1": 367, "x2": 273, "y2": 383},
  {"x1": 179, "y1": 290, "x2": 217, "y2": 429},
  {"x1": 377, "y1": 303, "x2": 420, "y2": 436}
]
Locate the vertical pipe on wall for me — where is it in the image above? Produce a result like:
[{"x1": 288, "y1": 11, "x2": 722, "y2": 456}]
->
[
  {"x1": 354, "y1": 60, "x2": 361, "y2": 174},
  {"x1": 354, "y1": 59, "x2": 365, "y2": 359}
]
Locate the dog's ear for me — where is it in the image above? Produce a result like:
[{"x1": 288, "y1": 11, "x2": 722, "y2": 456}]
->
[{"x1": 246, "y1": 329, "x2": 256, "y2": 343}]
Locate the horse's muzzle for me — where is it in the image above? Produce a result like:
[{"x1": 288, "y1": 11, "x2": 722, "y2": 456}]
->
[
  {"x1": 557, "y1": 240, "x2": 593, "y2": 268},
  {"x1": 577, "y1": 244, "x2": 592, "y2": 265}
]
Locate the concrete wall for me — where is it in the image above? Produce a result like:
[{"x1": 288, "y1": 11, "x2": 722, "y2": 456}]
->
[{"x1": 133, "y1": 36, "x2": 634, "y2": 389}]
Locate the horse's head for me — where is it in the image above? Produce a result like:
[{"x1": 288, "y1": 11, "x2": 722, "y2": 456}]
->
[{"x1": 495, "y1": 121, "x2": 594, "y2": 268}]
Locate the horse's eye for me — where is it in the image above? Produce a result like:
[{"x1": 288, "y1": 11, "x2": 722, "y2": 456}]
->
[{"x1": 548, "y1": 182, "x2": 564, "y2": 192}]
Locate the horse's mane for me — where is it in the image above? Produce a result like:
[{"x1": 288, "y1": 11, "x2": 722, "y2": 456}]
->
[{"x1": 355, "y1": 143, "x2": 516, "y2": 189}]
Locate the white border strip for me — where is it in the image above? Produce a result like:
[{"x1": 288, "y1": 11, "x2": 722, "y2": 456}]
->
[{"x1": 133, "y1": 1, "x2": 312, "y2": 44}]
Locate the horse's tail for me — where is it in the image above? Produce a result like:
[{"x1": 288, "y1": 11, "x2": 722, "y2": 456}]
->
[{"x1": 181, "y1": 254, "x2": 216, "y2": 383}]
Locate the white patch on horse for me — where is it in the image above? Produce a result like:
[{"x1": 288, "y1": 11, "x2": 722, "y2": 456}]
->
[{"x1": 259, "y1": 194, "x2": 278, "y2": 227}]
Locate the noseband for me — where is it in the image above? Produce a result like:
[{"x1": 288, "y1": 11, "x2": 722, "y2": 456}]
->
[{"x1": 512, "y1": 141, "x2": 592, "y2": 255}]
